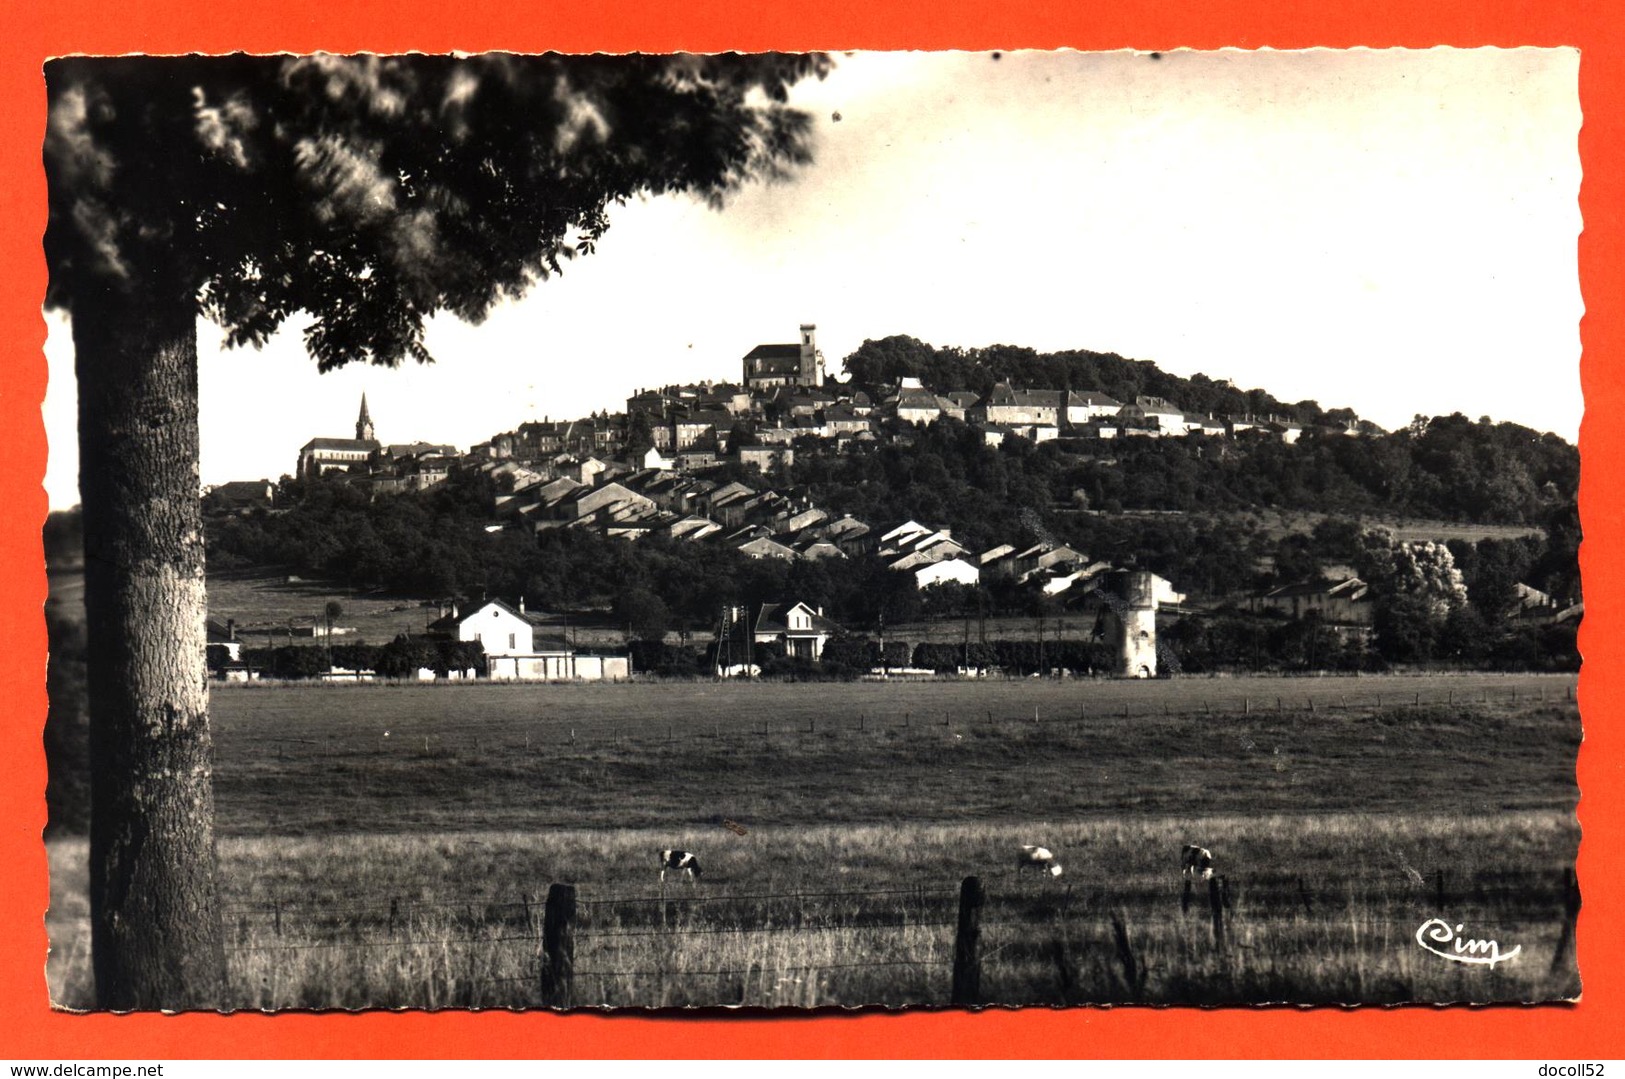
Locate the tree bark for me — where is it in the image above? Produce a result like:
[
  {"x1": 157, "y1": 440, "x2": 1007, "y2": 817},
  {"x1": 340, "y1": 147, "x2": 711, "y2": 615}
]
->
[{"x1": 74, "y1": 278, "x2": 224, "y2": 1010}]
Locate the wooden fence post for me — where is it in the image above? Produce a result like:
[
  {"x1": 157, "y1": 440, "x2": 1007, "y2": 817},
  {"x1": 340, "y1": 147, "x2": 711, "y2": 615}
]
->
[
  {"x1": 273, "y1": 899, "x2": 282, "y2": 938},
  {"x1": 951, "y1": 876, "x2": 985, "y2": 1006},
  {"x1": 540, "y1": 882, "x2": 577, "y2": 1008},
  {"x1": 1208, "y1": 875, "x2": 1226, "y2": 949},
  {"x1": 1109, "y1": 911, "x2": 1144, "y2": 1001},
  {"x1": 1552, "y1": 868, "x2": 1582, "y2": 975},
  {"x1": 388, "y1": 897, "x2": 399, "y2": 938}
]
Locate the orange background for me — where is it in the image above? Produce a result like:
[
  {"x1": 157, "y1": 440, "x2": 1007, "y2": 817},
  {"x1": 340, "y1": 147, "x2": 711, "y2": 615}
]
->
[{"x1": 1, "y1": 0, "x2": 1620, "y2": 1060}]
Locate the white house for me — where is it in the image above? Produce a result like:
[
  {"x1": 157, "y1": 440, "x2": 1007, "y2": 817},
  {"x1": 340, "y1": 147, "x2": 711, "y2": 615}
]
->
[
  {"x1": 753, "y1": 601, "x2": 840, "y2": 661},
  {"x1": 911, "y1": 557, "x2": 981, "y2": 589},
  {"x1": 428, "y1": 598, "x2": 631, "y2": 681}
]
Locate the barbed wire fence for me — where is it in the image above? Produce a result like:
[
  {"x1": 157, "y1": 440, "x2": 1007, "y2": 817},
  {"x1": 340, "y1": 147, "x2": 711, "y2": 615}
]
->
[{"x1": 215, "y1": 866, "x2": 1581, "y2": 1009}]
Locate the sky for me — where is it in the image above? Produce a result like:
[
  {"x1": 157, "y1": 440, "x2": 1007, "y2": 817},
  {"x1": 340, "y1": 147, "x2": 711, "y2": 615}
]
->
[{"x1": 41, "y1": 48, "x2": 1583, "y2": 508}]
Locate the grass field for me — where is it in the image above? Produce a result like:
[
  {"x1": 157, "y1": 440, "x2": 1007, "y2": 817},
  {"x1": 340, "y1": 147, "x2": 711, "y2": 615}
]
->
[{"x1": 45, "y1": 673, "x2": 1580, "y2": 1009}]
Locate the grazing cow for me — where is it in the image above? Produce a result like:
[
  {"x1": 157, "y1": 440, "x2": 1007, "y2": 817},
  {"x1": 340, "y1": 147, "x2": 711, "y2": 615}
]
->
[
  {"x1": 1182, "y1": 844, "x2": 1215, "y2": 882},
  {"x1": 660, "y1": 849, "x2": 702, "y2": 883},
  {"x1": 1017, "y1": 844, "x2": 1064, "y2": 878}
]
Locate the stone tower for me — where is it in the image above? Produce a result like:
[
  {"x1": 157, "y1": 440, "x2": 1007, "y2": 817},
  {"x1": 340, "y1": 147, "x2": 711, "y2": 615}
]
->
[
  {"x1": 1116, "y1": 570, "x2": 1159, "y2": 678},
  {"x1": 356, "y1": 393, "x2": 375, "y2": 442},
  {"x1": 798, "y1": 323, "x2": 824, "y2": 387}
]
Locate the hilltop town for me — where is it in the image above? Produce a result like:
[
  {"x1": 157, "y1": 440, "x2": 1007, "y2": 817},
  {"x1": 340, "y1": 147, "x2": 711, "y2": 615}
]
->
[{"x1": 188, "y1": 324, "x2": 1581, "y2": 683}]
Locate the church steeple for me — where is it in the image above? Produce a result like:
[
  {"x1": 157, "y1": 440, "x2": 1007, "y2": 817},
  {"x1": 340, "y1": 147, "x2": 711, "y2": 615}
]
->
[{"x1": 356, "y1": 393, "x2": 375, "y2": 442}]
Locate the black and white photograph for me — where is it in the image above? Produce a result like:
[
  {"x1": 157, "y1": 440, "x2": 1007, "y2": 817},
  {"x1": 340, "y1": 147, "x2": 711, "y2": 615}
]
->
[{"x1": 41, "y1": 48, "x2": 1583, "y2": 1011}]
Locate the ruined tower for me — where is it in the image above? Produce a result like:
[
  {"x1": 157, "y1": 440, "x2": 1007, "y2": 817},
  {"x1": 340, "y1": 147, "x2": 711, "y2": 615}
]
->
[{"x1": 1116, "y1": 570, "x2": 1159, "y2": 678}]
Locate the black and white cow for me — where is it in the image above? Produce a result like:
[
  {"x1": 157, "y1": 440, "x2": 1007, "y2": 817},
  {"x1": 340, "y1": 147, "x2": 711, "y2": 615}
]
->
[
  {"x1": 1017, "y1": 844, "x2": 1063, "y2": 878},
  {"x1": 1181, "y1": 844, "x2": 1215, "y2": 882},
  {"x1": 660, "y1": 849, "x2": 702, "y2": 883}
]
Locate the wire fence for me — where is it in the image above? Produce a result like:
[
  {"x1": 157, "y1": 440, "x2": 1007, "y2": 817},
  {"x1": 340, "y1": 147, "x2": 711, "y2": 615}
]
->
[{"x1": 215, "y1": 866, "x2": 1581, "y2": 1009}]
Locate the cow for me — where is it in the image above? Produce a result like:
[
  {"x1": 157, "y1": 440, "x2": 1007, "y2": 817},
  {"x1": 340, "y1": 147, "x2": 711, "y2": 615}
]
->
[
  {"x1": 1182, "y1": 844, "x2": 1214, "y2": 882},
  {"x1": 660, "y1": 849, "x2": 702, "y2": 883},
  {"x1": 1017, "y1": 844, "x2": 1063, "y2": 878}
]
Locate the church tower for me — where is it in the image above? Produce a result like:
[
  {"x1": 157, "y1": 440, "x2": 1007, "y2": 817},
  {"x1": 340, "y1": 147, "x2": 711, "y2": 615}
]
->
[
  {"x1": 356, "y1": 393, "x2": 375, "y2": 442},
  {"x1": 798, "y1": 324, "x2": 824, "y2": 387}
]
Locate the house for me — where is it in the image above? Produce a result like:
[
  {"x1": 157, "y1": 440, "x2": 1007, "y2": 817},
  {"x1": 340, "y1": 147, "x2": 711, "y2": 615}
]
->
[
  {"x1": 822, "y1": 405, "x2": 874, "y2": 436},
  {"x1": 743, "y1": 323, "x2": 826, "y2": 391},
  {"x1": 205, "y1": 480, "x2": 275, "y2": 513},
  {"x1": 427, "y1": 598, "x2": 630, "y2": 680},
  {"x1": 547, "y1": 481, "x2": 656, "y2": 523},
  {"x1": 910, "y1": 557, "x2": 981, "y2": 589},
  {"x1": 970, "y1": 384, "x2": 1063, "y2": 427},
  {"x1": 206, "y1": 618, "x2": 243, "y2": 662},
  {"x1": 733, "y1": 535, "x2": 799, "y2": 561},
  {"x1": 1115, "y1": 396, "x2": 1185, "y2": 435},
  {"x1": 737, "y1": 445, "x2": 793, "y2": 471},
  {"x1": 1182, "y1": 413, "x2": 1227, "y2": 437},
  {"x1": 894, "y1": 379, "x2": 951, "y2": 425},
  {"x1": 888, "y1": 534, "x2": 970, "y2": 571},
  {"x1": 1250, "y1": 576, "x2": 1372, "y2": 624},
  {"x1": 1265, "y1": 419, "x2": 1305, "y2": 444},
  {"x1": 1062, "y1": 390, "x2": 1123, "y2": 426},
  {"x1": 753, "y1": 601, "x2": 840, "y2": 661},
  {"x1": 637, "y1": 446, "x2": 676, "y2": 470},
  {"x1": 1010, "y1": 542, "x2": 1087, "y2": 582},
  {"x1": 792, "y1": 537, "x2": 847, "y2": 560}
]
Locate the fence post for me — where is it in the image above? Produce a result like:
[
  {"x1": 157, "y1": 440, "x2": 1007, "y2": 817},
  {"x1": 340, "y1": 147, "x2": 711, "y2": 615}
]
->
[
  {"x1": 540, "y1": 882, "x2": 577, "y2": 1009},
  {"x1": 951, "y1": 875, "x2": 985, "y2": 1006},
  {"x1": 274, "y1": 899, "x2": 282, "y2": 937},
  {"x1": 1208, "y1": 875, "x2": 1226, "y2": 949},
  {"x1": 1110, "y1": 911, "x2": 1143, "y2": 1002},
  {"x1": 1552, "y1": 868, "x2": 1582, "y2": 975},
  {"x1": 389, "y1": 897, "x2": 399, "y2": 938}
]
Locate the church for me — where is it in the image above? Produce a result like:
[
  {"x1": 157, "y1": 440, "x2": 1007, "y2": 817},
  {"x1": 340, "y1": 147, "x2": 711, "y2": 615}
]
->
[
  {"x1": 741, "y1": 323, "x2": 825, "y2": 392},
  {"x1": 296, "y1": 395, "x2": 381, "y2": 479}
]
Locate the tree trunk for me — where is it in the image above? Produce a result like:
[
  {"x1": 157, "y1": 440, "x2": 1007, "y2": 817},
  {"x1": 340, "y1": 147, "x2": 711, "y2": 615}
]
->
[{"x1": 74, "y1": 279, "x2": 224, "y2": 1010}]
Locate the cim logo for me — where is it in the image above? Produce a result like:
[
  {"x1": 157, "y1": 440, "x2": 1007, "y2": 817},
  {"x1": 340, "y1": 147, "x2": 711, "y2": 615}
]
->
[{"x1": 1414, "y1": 918, "x2": 1522, "y2": 967}]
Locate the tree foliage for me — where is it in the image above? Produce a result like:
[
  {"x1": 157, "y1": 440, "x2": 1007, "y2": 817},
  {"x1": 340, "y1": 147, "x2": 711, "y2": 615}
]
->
[{"x1": 48, "y1": 53, "x2": 831, "y2": 365}]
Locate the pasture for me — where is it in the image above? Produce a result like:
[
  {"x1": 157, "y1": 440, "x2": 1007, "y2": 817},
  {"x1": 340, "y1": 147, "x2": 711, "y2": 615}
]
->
[{"x1": 46, "y1": 673, "x2": 1581, "y2": 1009}]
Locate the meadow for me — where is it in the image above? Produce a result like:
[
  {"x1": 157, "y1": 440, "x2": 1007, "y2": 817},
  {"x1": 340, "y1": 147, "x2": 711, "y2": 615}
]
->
[{"x1": 45, "y1": 673, "x2": 1581, "y2": 1009}]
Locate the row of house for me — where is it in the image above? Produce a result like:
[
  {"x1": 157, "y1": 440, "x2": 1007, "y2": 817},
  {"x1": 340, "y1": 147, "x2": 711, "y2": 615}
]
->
[{"x1": 1248, "y1": 574, "x2": 1581, "y2": 629}]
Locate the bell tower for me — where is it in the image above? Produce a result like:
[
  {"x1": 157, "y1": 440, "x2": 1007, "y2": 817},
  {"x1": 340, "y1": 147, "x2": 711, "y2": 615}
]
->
[
  {"x1": 356, "y1": 393, "x2": 375, "y2": 442},
  {"x1": 798, "y1": 324, "x2": 824, "y2": 387}
]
